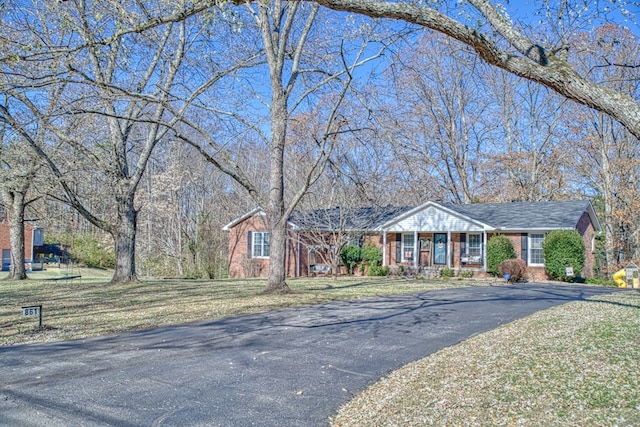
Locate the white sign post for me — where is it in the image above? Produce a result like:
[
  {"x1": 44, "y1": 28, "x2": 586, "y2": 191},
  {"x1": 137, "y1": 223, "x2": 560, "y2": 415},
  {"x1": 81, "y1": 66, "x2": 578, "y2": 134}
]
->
[
  {"x1": 22, "y1": 305, "x2": 43, "y2": 329},
  {"x1": 565, "y1": 266, "x2": 574, "y2": 277}
]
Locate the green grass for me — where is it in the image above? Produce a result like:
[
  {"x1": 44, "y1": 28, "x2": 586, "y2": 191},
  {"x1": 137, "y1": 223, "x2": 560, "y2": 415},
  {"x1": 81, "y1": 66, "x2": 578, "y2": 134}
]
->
[
  {"x1": 0, "y1": 274, "x2": 481, "y2": 346},
  {"x1": 331, "y1": 291, "x2": 640, "y2": 427}
]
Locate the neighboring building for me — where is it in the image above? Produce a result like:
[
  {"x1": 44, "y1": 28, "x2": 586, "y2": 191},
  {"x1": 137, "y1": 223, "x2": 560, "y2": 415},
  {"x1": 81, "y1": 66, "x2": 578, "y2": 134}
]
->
[
  {"x1": 0, "y1": 221, "x2": 45, "y2": 271},
  {"x1": 223, "y1": 200, "x2": 601, "y2": 281}
]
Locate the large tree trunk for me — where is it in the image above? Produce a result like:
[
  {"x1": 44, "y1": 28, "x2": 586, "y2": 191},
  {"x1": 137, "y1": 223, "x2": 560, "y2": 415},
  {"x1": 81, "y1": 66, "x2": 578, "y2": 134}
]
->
[
  {"x1": 111, "y1": 196, "x2": 138, "y2": 284},
  {"x1": 265, "y1": 217, "x2": 290, "y2": 294},
  {"x1": 3, "y1": 190, "x2": 28, "y2": 280},
  {"x1": 264, "y1": 88, "x2": 292, "y2": 294}
]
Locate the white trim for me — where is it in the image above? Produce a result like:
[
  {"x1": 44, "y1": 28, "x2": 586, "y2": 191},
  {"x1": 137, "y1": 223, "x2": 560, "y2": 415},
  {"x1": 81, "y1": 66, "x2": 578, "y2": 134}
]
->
[
  {"x1": 252, "y1": 231, "x2": 270, "y2": 259},
  {"x1": 222, "y1": 206, "x2": 299, "y2": 231},
  {"x1": 382, "y1": 232, "x2": 387, "y2": 266},
  {"x1": 222, "y1": 207, "x2": 264, "y2": 231},
  {"x1": 414, "y1": 231, "x2": 418, "y2": 269},
  {"x1": 401, "y1": 233, "x2": 416, "y2": 263},
  {"x1": 377, "y1": 201, "x2": 493, "y2": 231},
  {"x1": 483, "y1": 231, "x2": 487, "y2": 270},
  {"x1": 447, "y1": 231, "x2": 451, "y2": 268},
  {"x1": 528, "y1": 233, "x2": 546, "y2": 266}
]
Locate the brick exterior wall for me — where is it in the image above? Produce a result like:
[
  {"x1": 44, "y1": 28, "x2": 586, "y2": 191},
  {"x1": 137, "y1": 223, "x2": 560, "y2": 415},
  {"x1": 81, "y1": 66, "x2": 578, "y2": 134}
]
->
[
  {"x1": 227, "y1": 215, "x2": 270, "y2": 279},
  {"x1": 228, "y1": 211, "x2": 598, "y2": 281},
  {"x1": 227, "y1": 214, "x2": 306, "y2": 279},
  {"x1": 0, "y1": 221, "x2": 35, "y2": 265}
]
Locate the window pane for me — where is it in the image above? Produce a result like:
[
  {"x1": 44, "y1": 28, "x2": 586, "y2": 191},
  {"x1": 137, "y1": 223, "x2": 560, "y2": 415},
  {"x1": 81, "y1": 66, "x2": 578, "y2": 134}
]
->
[
  {"x1": 468, "y1": 234, "x2": 482, "y2": 257},
  {"x1": 253, "y1": 232, "x2": 270, "y2": 258},
  {"x1": 263, "y1": 233, "x2": 270, "y2": 257},
  {"x1": 403, "y1": 234, "x2": 414, "y2": 261},
  {"x1": 530, "y1": 234, "x2": 544, "y2": 264},
  {"x1": 253, "y1": 233, "x2": 262, "y2": 257}
]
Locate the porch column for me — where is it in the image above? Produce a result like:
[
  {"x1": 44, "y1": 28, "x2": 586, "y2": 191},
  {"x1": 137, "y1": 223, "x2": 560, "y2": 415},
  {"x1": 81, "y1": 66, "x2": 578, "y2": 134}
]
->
[
  {"x1": 483, "y1": 231, "x2": 487, "y2": 270},
  {"x1": 382, "y1": 231, "x2": 387, "y2": 266},
  {"x1": 447, "y1": 230, "x2": 451, "y2": 268},
  {"x1": 296, "y1": 234, "x2": 300, "y2": 277},
  {"x1": 414, "y1": 230, "x2": 418, "y2": 269}
]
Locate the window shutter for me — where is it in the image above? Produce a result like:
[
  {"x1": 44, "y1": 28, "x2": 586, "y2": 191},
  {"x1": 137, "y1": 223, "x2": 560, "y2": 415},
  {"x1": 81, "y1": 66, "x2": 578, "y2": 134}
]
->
[
  {"x1": 521, "y1": 233, "x2": 528, "y2": 265},
  {"x1": 247, "y1": 231, "x2": 253, "y2": 259},
  {"x1": 460, "y1": 233, "x2": 466, "y2": 255},
  {"x1": 396, "y1": 233, "x2": 401, "y2": 263}
]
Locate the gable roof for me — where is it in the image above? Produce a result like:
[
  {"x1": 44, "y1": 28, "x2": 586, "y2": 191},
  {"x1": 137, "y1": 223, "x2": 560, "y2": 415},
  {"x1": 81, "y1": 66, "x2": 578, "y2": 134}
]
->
[
  {"x1": 222, "y1": 207, "x2": 264, "y2": 231},
  {"x1": 223, "y1": 200, "x2": 601, "y2": 234},
  {"x1": 443, "y1": 200, "x2": 600, "y2": 231},
  {"x1": 289, "y1": 205, "x2": 414, "y2": 231}
]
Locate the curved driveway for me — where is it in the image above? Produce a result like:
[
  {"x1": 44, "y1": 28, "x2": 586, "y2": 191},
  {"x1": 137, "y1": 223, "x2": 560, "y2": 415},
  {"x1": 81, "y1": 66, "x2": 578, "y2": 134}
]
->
[{"x1": 0, "y1": 284, "x2": 619, "y2": 426}]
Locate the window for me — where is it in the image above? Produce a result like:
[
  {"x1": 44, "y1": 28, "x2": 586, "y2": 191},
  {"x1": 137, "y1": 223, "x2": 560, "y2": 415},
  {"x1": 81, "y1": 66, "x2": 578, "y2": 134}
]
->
[
  {"x1": 529, "y1": 234, "x2": 545, "y2": 265},
  {"x1": 468, "y1": 234, "x2": 482, "y2": 258},
  {"x1": 252, "y1": 232, "x2": 270, "y2": 258},
  {"x1": 402, "y1": 233, "x2": 415, "y2": 262}
]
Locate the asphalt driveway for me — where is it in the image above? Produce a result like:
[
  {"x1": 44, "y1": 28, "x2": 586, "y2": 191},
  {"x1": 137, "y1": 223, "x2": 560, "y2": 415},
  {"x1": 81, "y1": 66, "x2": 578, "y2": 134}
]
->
[{"x1": 0, "y1": 284, "x2": 620, "y2": 426}]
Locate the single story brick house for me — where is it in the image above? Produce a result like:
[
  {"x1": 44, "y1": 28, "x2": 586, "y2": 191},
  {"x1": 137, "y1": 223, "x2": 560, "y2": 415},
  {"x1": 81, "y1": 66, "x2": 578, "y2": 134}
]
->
[{"x1": 223, "y1": 200, "x2": 601, "y2": 281}]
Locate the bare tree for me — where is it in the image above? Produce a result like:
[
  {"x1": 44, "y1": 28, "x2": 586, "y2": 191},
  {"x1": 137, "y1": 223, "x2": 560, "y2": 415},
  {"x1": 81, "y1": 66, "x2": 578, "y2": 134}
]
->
[
  {"x1": 0, "y1": 1, "x2": 253, "y2": 284},
  {"x1": 308, "y1": 0, "x2": 640, "y2": 139},
  {"x1": 174, "y1": 2, "x2": 394, "y2": 293},
  {"x1": 378, "y1": 33, "x2": 489, "y2": 204},
  {"x1": 483, "y1": 70, "x2": 572, "y2": 202},
  {"x1": 568, "y1": 24, "x2": 640, "y2": 273},
  {"x1": 0, "y1": 129, "x2": 43, "y2": 280}
]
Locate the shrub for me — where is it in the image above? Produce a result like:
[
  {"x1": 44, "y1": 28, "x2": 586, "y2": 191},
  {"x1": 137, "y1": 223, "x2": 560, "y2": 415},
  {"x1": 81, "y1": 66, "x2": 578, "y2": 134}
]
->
[
  {"x1": 361, "y1": 244, "x2": 383, "y2": 266},
  {"x1": 340, "y1": 244, "x2": 362, "y2": 275},
  {"x1": 543, "y1": 230, "x2": 585, "y2": 281},
  {"x1": 585, "y1": 277, "x2": 616, "y2": 287},
  {"x1": 50, "y1": 233, "x2": 116, "y2": 269},
  {"x1": 498, "y1": 258, "x2": 527, "y2": 282},
  {"x1": 367, "y1": 265, "x2": 389, "y2": 276},
  {"x1": 440, "y1": 267, "x2": 454, "y2": 279},
  {"x1": 461, "y1": 270, "x2": 474, "y2": 279},
  {"x1": 486, "y1": 234, "x2": 517, "y2": 276}
]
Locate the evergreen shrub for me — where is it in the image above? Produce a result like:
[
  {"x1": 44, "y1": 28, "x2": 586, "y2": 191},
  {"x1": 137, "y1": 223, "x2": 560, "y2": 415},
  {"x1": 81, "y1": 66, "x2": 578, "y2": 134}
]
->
[
  {"x1": 340, "y1": 244, "x2": 362, "y2": 275},
  {"x1": 543, "y1": 230, "x2": 585, "y2": 281},
  {"x1": 361, "y1": 244, "x2": 383, "y2": 267},
  {"x1": 486, "y1": 234, "x2": 516, "y2": 276}
]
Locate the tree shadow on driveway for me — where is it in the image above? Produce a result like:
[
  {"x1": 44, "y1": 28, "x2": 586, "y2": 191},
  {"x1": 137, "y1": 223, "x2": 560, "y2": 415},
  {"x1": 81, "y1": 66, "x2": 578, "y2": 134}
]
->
[{"x1": 0, "y1": 284, "x2": 625, "y2": 427}]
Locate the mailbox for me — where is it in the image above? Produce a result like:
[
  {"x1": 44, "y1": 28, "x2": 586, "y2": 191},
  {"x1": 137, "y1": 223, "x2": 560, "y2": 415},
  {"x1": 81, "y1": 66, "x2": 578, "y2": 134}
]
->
[{"x1": 625, "y1": 262, "x2": 639, "y2": 289}]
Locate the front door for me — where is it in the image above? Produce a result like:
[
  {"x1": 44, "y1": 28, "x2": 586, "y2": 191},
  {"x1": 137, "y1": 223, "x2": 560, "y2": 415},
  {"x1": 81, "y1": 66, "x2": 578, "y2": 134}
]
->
[{"x1": 433, "y1": 233, "x2": 447, "y2": 265}]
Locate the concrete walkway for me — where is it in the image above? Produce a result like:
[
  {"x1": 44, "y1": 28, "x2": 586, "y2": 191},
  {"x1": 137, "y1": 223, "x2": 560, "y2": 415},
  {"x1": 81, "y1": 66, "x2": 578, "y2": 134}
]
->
[{"x1": 0, "y1": 284, "x2": 619, "y2": 426}]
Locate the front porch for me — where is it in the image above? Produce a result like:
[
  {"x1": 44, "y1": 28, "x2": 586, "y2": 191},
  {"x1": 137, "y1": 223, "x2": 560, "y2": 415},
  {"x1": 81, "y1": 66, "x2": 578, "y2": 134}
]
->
[{"x1": 381, "y1": 231, "x2": 488, "y2": 272}]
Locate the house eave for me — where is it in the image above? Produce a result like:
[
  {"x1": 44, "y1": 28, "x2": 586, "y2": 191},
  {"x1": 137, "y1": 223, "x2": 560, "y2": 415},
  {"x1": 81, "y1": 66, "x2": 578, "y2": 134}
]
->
[
  {"x1": 222, "y1": 207, "x2": 265, "y2": 231},
  {"x1": 376, "y1": 201, "x2": 493, "y2": 231}
]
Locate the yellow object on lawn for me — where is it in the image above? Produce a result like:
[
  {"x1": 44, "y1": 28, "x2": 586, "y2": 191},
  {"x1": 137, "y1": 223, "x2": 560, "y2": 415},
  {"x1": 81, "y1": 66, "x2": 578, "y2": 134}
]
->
[{"x1": 613, "y1": 269, "x2": 627, "y2": 288}]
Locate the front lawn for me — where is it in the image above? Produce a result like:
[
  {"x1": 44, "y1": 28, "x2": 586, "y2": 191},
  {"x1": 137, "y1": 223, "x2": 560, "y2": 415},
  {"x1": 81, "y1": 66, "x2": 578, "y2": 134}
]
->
[{"x1": 331, "y1": 291, "x2": 640, "y2": 427}]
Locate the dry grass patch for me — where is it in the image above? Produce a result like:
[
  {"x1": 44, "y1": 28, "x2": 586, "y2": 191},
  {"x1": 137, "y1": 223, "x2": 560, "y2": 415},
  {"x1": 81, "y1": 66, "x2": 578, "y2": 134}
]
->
[
  {"x1": 1, "y1": 275, "x2": 482, "y2": 346},
  {"x1": 331, "y1": 291, "x2": 640, "y2": 427}
]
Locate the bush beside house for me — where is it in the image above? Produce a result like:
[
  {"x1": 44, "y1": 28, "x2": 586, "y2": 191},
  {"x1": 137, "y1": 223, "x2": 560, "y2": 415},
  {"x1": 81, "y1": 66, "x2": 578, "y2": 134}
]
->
[
  {"x1": 499, "y1": 258, "x2": 527, "y2": 282},
  {"x1": 543, "y1": 229, "x2": 585, "y2": 281},
  {"x1": 340, "y1": 244, "x2": 362, "y2": 275},
  {"x1": 486, "y1": 234, "x2": 517, "y2": 276}
]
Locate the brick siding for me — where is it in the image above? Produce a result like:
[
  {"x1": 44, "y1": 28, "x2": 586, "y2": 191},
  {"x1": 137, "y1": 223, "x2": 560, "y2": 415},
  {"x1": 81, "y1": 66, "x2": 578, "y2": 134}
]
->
[{"x1": 0, "y1": 221, "x2": 35, "y2": 265}]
